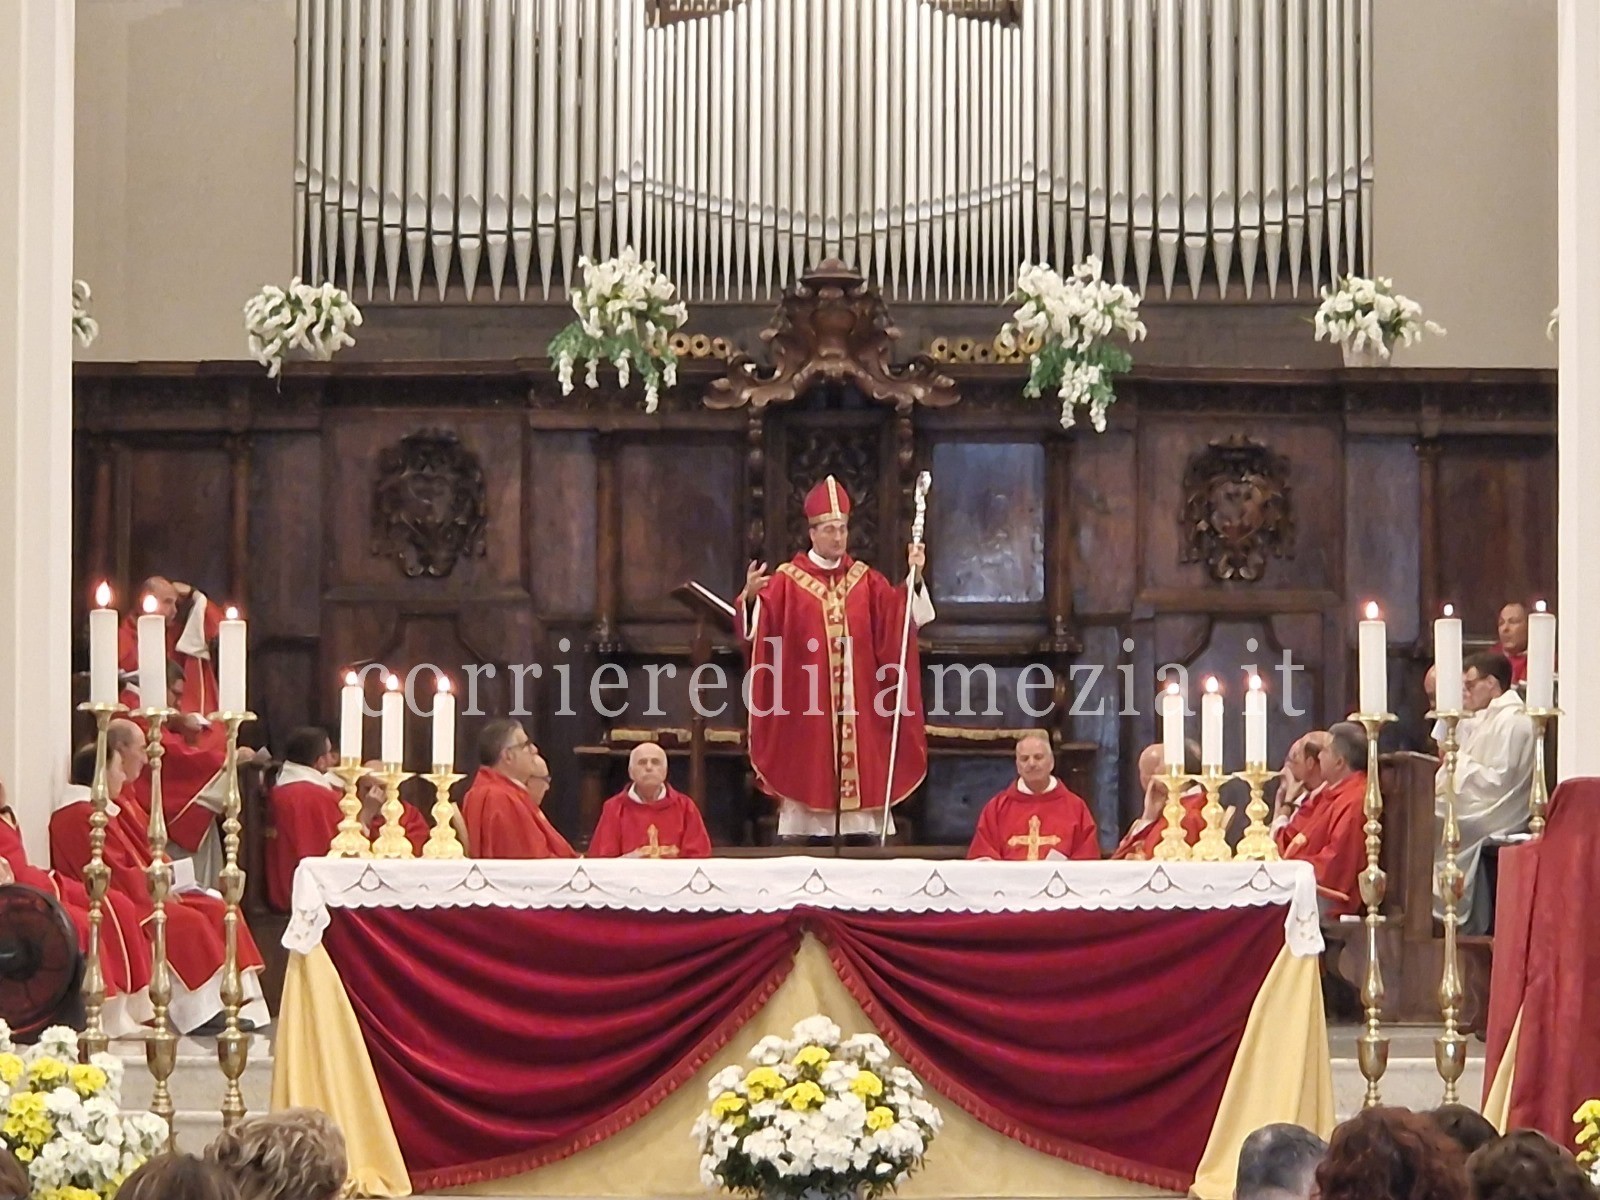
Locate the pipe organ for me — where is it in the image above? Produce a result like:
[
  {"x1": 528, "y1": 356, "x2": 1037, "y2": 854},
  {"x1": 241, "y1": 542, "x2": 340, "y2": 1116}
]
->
[{"x1": 294, "y1": 0, "x2": 1372, "y2": 304}]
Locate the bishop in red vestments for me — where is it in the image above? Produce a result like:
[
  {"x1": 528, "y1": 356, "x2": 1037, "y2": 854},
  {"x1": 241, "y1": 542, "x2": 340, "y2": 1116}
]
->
[
  {"x1": 1110, "y1": 743, "x2": 1207, "y2": 860},
  {"x1": 1275, "y1": 723, "x2": 1369, "y2": 917},
  {"x1": 52, "y1": 744, "x2": 268, "y2": 1032},
  {"x1": 588, "y1": 742, "x2": 712, "y2": 858},
  {"x1": 461, "y1": 721, "x2": 576, "y2": 859},
  {"x1": 0, "y1": 783, "x2": 152, "y2": 1034},
  {"x1": 967, "y1": 734, "x2": 1100, "y2": 861},
  {"x1": 738, "y1": 476, "x2": 932, "y2": 839},
  {"x1": 265, "y1": 727, "x2": 344, "y2": 911},
  {"x1": 115, "y1": 577, "x2": 222, "y2": 715}
]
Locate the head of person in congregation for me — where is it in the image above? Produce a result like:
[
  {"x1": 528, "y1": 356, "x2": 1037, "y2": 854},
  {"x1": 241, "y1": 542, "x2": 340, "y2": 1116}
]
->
[
  {"x1": 0, "y1": 1143, "x2": 28, "y2": 1200},
  {"x1": 1314, "y1": 1107, "x2": 1468, "y2": 1200},
  {"x1": 1465, "y1": 1129, "x2": 1595, "y2": 1200},
  {"x1": 117, "y1": 1153, "x2": 241, "y2": 1200},
  {"x1": 1425, "y1": 1105, "x2": 1500, "y2": 1158},
  {"x1": 206, "y1": 1107, "x2": 347, "y2": 1200},
  {"x1": 1234, "y1": 1123, "x2": 1328, "y2": 1200},
  {"x1": 966, "y1": 732, "x2": 1099, "y2": 861}
]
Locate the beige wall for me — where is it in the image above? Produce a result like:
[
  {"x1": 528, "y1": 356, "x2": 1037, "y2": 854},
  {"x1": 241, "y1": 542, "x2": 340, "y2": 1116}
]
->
[
  {"x1": 73, "y1": 0, "x2": 1557, "y2": 368},
  {"x1": 75, "y1": 0, "x2": 294, "y2": 363},
  {"x1": 1373, "y1": 0, "x2": 1556, "y2": 368}
]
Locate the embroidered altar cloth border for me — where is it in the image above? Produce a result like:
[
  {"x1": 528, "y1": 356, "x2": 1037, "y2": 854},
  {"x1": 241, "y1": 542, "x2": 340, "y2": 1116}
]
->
[{"x1": 286, "y1": 857, "x2": 1323, "y2": 957}]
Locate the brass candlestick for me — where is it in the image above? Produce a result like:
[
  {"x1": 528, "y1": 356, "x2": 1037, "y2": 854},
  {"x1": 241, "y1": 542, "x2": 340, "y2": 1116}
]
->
[
  {"x1": 74, "y1": 701, "x2": 124, "y2": 1059},
  {"x1": 326, "y1": 759, "x2": 373, "y2": 858},
  {"x1": 1190, "y1": 766, "x2": 1235, "y2": 862},
  {"x1": 1524, "y1": 707, "x2": 1560, "y2": 838},
  {"x1": 132, "y1": 703, "x2": 178, "y2": 1149},
  {"x1": 421, "y1": 767, "x2": 466, "y2": 859},
  {"x1": 208, "y1": 709, "x2": 255, "y2": 1128},
  {"x1": 1151, "y1": 765, "x2": 1198, "y2": 861},
  {"x1": 1431, "y1": 707, "x2": 1467, "y2": 1103},
  {"x1": 1232, "y1": 763, "x2": 1281, "y2": 862},
  {"x1": 1350, "y1": 709, "x2": 1396, "y2": 1108},
  {"x1": 370, "y1": 763, "x2": 417, "y2": 859}
]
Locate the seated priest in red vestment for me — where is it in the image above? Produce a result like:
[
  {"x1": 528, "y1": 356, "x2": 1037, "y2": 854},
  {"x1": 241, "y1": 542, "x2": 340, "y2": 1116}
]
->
[
  {"x1": 0, "y1": 778, "x2": 152, "y2": 1035},
  {"x1": 1110, "y1": 741, "x2": 1207, "y2": 860},
  {"x1": 967, "y1": 733, "x2": 1100, "y2": 861},
  {"x1": 53, "y1": 736, "x2": 268, "y2": 1032},
  {"x1": 265, "y1": 726, "x2": 343, "y2": 910},
  {"x1": 1271, "y1": 732, "x2": 1328, "y2": 837},
  {"x1": 356, "y1": 762, "x2": 432, "y2": 854},
  {"x1": 588, "y1": 742, "x2": 712, "y2": 859},
  {"x1": 737, "y1": 475, "x2": 932, "y2": 841},
  {"x1": 1275, "y1": 722, "x2": 1369, "y2": 917},
  {"x1": 461, "y1": 720, "x2": 575, "y2": 859},
  {"x1": 1492, "y1": 602, "x2": 1530, "y2": 687},
  {"x1": 115, "y1": 576, "x2": 222, "y2": 715}
]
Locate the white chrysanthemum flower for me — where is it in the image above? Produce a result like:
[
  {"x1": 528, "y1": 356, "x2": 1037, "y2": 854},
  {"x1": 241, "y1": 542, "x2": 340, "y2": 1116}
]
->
[
  {"x1": 790, "y1": 1016, "x2": 842, "y2": 1048},
  {"x1": 36, "y1": 1026, "x2": 79, "y2": 1061}
]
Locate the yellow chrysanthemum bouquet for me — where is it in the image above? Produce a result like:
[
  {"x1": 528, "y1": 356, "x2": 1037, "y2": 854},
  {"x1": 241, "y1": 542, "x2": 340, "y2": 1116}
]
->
[
  {"x1": 693, "y1": 1017, "x2": 941, "y2": 1200},
  {"x1": 0, "y1": 1022, "x2": 167, "y2": 1200},
  {"x1": 1575, "y1": 1099, "x2": 1600, "y2": 1186}
]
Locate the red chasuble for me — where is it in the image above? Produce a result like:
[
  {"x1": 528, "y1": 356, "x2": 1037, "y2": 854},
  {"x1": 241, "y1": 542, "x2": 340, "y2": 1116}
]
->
[
  {"x1": 740, "y1": 554, "x2": 926, "y2": 819},
  {"x1": 461, "y1": 768, "x2": 576, "y2": 859},
  {"x1": 366, "y1": 804, "x2": 431, "y2": 856},
  {"x1": 588, "y1": 785, "x2": 712, "y2": 858},
  {"x1": 50, "y1": 789, "x2": 264, "y2": 991},
  {"x1": 1276, "y1": 770, "x2": 1367, "y2": 917},
  {"x1": 1109, "y1": 787, "x2": 1208, "y2": 860},
  {"x1": 266, "y1": 775, "x2": 344, "y2": 911},
  {"x1": 126, "y1": 723, "x2": 227, "y2": 853},
  {"x1": 116, "y1": 601, "x2": 222, "y2": 715},
  {"x1": 966, "y1": 779, "x2": 1101, "y2": 861},
  {"x1": 0, "y1": 810, "x2": 150, "y2": 1001}
]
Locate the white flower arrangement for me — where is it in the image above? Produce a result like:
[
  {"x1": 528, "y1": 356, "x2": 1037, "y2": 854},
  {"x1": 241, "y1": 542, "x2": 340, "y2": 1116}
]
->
[
  {"x1": 548, "y1": 247, "x2": 688, "y2": 414},
  {"x1": 694, "y1": 1016, "x2": 941, "y2": 1200},
  {"x1": 71, "y1": 281, "x2": 98, "y2": 348},
  {"x1": 998, "y1": 257, "x2": 1147, "y2": 433},
  {"x1": 1313, "y1": 274, "x2": 1444, "y2": 362},
  {"x1": 243, "y1": 277, "x2": 363, "y2": 379},
  {"x1": 0, "y1": 1021, "x2": 168, "y2": 1200}
]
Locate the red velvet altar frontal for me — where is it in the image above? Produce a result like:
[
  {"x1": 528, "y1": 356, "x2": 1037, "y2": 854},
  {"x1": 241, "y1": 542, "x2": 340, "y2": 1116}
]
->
[{"x1": 321, "y1": 902, "x2": 1289, "y2": 1193}]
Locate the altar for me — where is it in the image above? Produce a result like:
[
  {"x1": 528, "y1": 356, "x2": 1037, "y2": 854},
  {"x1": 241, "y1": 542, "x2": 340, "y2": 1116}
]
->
[{"x1": 272, "y1": 858, "x2": 1333, "y2": 1200}]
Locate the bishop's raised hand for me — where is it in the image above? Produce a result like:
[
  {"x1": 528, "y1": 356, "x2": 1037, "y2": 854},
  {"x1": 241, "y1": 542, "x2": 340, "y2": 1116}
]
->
[{"x1": 740, "y1": 560, "x2": 772, "y2": 603}]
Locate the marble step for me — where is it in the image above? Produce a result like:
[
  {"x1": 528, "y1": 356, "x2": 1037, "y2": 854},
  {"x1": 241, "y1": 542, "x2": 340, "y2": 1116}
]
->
[
  {"x1": 110, "y1": 1032, "x2": 275, "y2": 1150},
  {"x1": 1328, "y1": 1024, "x2": 1487, "y2": 1119}
]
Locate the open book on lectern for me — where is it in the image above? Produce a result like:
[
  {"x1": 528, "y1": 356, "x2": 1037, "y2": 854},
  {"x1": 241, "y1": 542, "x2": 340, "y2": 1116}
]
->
[{"x1": 671, "y1": 580, "x2": 737, "y2": 634}]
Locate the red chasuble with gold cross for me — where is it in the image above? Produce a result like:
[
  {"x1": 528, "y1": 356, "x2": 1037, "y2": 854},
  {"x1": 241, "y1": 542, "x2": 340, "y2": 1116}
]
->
[
  {"x1": 966, "y1": 779, "x2": 1101, "y2": 861},
  {"x1": 588, "y1": 784, "x2": 712, "y2": 858},
  {"x1": 740, "y1": 553, "x2": 927, "y2": 823}
]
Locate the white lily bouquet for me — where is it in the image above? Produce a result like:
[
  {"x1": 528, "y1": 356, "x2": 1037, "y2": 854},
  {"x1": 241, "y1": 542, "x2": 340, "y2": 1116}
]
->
[
  {"x1": 71, "y1": 281, "x2": 99, "y2": 349},
  {"x1": 244, "y1": 278, "x2": 364, "y2": 378},
  {"x1": 998, "y1": 257, "x2": 1147, "y2": 433},
  {"x1": 694, "y1": 1017, "x2": 942, "y2": 1200},
  {"x1": 1313, "y1": 274, "x2": 1444, "y2": 364},
  {"x1": 548, "y1": 247, "x2": 688, "y2": 414},
  {"x1": 0, "y1": 1021, "x2": 168, "y2": 1200}
]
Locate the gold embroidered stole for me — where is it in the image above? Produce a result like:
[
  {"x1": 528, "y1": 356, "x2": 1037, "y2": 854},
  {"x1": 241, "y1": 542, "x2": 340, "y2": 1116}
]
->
[{"x1": 777, "y1": 561, "x2": 870, "y2": 810}]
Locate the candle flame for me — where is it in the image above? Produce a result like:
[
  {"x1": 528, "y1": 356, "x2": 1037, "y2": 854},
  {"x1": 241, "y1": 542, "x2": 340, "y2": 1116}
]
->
[
  {"x1": 1364, "y1": 601, "x2": 1380, "y2": 620},
  {"x1": 1249, "y1": 674, "x2": 1262, "y2": 691},
  {"x1": 1164, "y1": 680, "x2": 1179, "y2": 696},
  {"x1": 94, "y1": 581, "x2": 112, "y2": 607},
  {"x1": 344, "y1": 670, "x2": 359, "y2": 687},
  {"x1": 1204, "y1": 676, "x2": 1219, "y2": 694},
  {"x1": 142, "y1": 593, "x2": 159, "y2": 615},
  {"x1": 437, "y1": 675, "x2": 452, "y2": 694},
  {"x1": 1536, "y1": 599, "x2": 1548, "y2": 613},
  {"x1": 225, "y1": 606, "x2": 239, "y2": 620},
  {"x1": 1442, "y1": 603, "x2": 1455, "y2": 618},
  {"x1": 385, "y1": 674, "x2": 400, "y2": 692}
]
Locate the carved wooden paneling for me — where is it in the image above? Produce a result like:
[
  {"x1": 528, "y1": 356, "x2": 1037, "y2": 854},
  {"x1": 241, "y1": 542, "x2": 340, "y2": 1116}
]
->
[
  {"x1": 772, "y1": 412, "x2": 892, "y2": 569},
  {"x1": 249, "y1": 435, "x2": 324, "y2": 638},
  {"x1": 926, "y1": 442, "x2": 1046, "y2": 606},
  {"x1": 1070, "y1": 430, "x2": 1138, "y2": 617},
  {"x1": 527, "y1": 433, "x2": 598, "y2": 616},
  {"x1": 1346, "y1": 439, "x2": 1422, "y2": 646},
  {"x1": 123, "y1": 447, "x2": 233, "y2": 599},
  {"x1": 1437, "y1": 441, "x2": 1557, "y2": 637},
  {"x1": 618, "y1": 439, "x2": 743, "y2": 618}
]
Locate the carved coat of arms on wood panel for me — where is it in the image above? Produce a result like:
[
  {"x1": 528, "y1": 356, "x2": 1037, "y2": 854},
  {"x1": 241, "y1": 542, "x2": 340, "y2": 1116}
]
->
[
  {"x1": 1180, "y1": 435, "x2": 1295, "y2": 583},
  {"x1": 371, "y1": 429, "x2": 488, "y2": 578}
]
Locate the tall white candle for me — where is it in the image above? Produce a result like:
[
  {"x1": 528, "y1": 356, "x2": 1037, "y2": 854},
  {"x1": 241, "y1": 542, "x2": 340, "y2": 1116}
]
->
[
  {"x1": 1435, "y1": 604, "x2": 1463, "y2": 713},
  {"x1": 339, "y1": 671, "x2": 363, "y2": 761},
  {"x1": 1358, "y1": 602, "x2": 1387, "y2": 716},
  {"x1": 219, "y1": 606, "x2": 246, "y2": 713},
  {"x1": 433, "y1": 676, "x2": 456, "y2": 767},
  {"x1": 1161, "y1": 682, "x2": 1184, "y2": 768},
  {"x1": 89, "y1": 582, "x2": 118, "y2": 705},
  {"x1": 1201, "y1": 677, "x2": 1223, "y2": 769},
  {"x1": 1527, "y1": 601, "x2": 1556, "y2": 710},
  {"x1": 1244, "y1": 674, "x2": 1267, "y2": 766},
  {"x1": 381, "y1": 674, "x2": 404, "y2": 765},
  {"x1": 137, "y1": 594, "x2": 167, "y2": 710}
]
